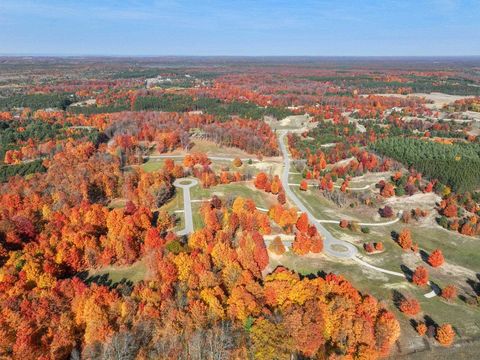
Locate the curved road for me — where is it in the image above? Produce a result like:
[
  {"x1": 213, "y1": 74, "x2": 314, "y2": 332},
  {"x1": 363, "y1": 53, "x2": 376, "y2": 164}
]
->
[
  {"x1": 171, "y1": 145, "x2": 435, "y2": 298},
  {"x1": 173, "y1": 178, "x2": 198, "y2": 236},
  {"x1": 277, "y1": 131, "x2": 436, "y2": 298},
  {"x1": 278, "y1": 131, "x2": 358, "y2": 259}
]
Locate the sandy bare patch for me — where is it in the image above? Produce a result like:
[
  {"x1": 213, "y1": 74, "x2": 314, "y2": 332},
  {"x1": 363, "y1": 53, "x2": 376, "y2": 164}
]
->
[
  {"x1": 385, "y1": 192, "x2": 440, "y2": 209},
  {"x1": 264, "y1": 234, "x2": 295, "y2": 241},
  {"x1": 279, "y1": 114, "x2": 310, "y2": 127},
  {"x1": 440, "y1": 262, "x2": 477, "y2": 279},
  {"x1": 335, "y1": 231, "x2": 364, "y2": 245},
  {"x1": 267, "y1": 114, "x2": 315, "y2": 132},
  {"x1": 251, "y1": 161, "x2": 282, "y2": 176},
  {"x1": 401, "y1": 252, "x2": 422, "y2": 270},
  {"x1": 70, "y1": 98, "x2": 96, "y2": 107},
  {"x1": 464, "y1": 111, "x2": 480, "y2": 121},
  {"x1": 383, "y1": 282, "x2": 411, "y2": 290},
  {"x1": 370, "y1": 92, "x2": 475, "y2": 110},
  {"x1": 356, "y1": 265, "x2": 391, "y2": 281},
  {"x1": 211, "y1": 191, "x2": 225, "y2": 197},
  {"x1": 267, "y1": 251, "x2": 286, "y2": 262},
  {"x1": 349, "y1": 171, "x2": 391, "y2": 183},
  {"x1": 328, "y1": 157, "x2": 355, "y2": 169}
]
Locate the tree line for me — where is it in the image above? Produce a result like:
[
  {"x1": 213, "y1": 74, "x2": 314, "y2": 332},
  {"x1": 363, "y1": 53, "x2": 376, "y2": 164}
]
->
[
  {"x1": 371, "y1": 137, "x2": 480, "y2": 192},
  {"x1": 133, "y1": 94, "x2": 292, "y2": 120}
]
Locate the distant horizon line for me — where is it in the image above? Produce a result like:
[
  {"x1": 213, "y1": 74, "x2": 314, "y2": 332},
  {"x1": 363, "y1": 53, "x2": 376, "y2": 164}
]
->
[{"x1": 1, "y1": 54, "x2": 480, "y2": 59}]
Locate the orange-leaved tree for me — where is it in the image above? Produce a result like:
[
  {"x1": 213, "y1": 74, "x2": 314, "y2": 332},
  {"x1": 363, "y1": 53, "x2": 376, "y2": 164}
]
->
[
  {"x1": 412, "y1": 266, "x2": 429, "y2": 286},
  {"x1": 428, "y1": 249, "x2": 444, "y2": 267},
  {"x1": 436, "y1": 323, "x2": 455, "y2": 347},
  {"x1": 397, "y1": 228, "x2": 412, "y2": 250}
]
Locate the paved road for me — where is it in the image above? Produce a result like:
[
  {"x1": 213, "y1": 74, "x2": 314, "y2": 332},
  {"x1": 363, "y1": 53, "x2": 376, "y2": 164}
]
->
[
  {"x1": 173, "y1": 178, "x2": 198, "y2": 236},
  {"x1": 277, "y1": 131, "x2": 436, "y2": 298},
  {"x1": 277, "y1": 131, "x2": 358, "y2": 259}
]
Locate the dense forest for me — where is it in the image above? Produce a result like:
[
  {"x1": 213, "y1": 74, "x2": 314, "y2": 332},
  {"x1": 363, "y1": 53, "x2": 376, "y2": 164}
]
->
[
  {"x1": 371, "y1": 137, "x2": 480, "y2": 192},
  {"x1": 133, "y1": 94, "x2": 292, "y2": 120},
  {"x1": 0, "y1": 93, "x2": 76, "y2": 110}
]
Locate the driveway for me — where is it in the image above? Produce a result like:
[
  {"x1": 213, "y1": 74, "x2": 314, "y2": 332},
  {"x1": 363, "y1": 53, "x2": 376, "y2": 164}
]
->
[{"x1": 173, "y1": 178, "x2": 198, "y2": 236}]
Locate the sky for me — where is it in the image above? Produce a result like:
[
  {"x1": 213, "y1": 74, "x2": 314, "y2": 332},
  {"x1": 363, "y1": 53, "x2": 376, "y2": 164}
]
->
[{"x1": 0, "y1": 0, "x2": 479, "y2": 56}]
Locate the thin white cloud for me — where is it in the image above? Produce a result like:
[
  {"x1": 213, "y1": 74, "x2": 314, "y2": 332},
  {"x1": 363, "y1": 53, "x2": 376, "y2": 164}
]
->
[{"x1": 0, "y1": 0, "x2": 174, "y2": 21}]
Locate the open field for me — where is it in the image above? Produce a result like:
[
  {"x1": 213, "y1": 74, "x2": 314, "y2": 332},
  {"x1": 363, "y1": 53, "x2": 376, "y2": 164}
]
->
[
  {"x1": 86, "y1": 260, "x2": 148, "y2": 284},
  {"x1": 190, "y1": 181, "x2": 276, "y2": 209}
]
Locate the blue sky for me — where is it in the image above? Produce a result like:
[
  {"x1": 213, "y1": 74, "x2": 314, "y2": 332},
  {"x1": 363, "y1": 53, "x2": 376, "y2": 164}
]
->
[{"x1": 0, "y1": 0, "x2": 479, "y2": 56}]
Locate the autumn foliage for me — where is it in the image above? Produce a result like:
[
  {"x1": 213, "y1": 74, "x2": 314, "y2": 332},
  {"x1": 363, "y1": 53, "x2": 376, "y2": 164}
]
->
[
  {"x1": 436, "y1": 323, "x2": 455, "y2": 347},
  {"x1": 399, "y1": 298, "x2": 421, "y2": 316},
  {"x1": 412, "y1": 266, "x2": 429, "y2": 286},
  {"x1": 397, "y1": 228, "x2": 413, "y2": 250},
  {"x1": 441, "y1": 285, "x2": 457, "y2": 301},
  {"x1": 299, "y1": 179, "x2": 308, "y2": 191},
  {"x1": 416, "y1": 322, "x2": 427, "y2": 336},
  {"x1": 268, "y1": 236, "x2": 286, "y2": 255},
  {"x1": 3, "y1": 61, "x2": 458, "y2": 359},
  {"x1": 428, "y1": 249, "x2": 445, "y2": 268}
]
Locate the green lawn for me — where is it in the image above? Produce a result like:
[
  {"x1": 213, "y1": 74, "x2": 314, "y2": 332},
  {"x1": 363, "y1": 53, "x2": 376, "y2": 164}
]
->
[
  {"x1": 141, "y1": 159, "x2": 165, "y2": 173},
  {"x1": 409, "y1": 226, "x2": 480, "y2": 270},
  {"x1": 190, "y1": 182, "x2": 274, "y2": 209},
  {"x1": 291, "y1": 186, "x2": 376, "y2": 223},
  {"x1": 287, "y1": 172, "x2": 304, "y2": 183},
  {"x1": 192, "y1": 202, "x2": 205, "y2": 230},
  {"x1": 161, "y1": 190, "x2": 184, "y2": 212},
  {"x1": 86, "y1": 260, "x2": 147, "y2": 285}
]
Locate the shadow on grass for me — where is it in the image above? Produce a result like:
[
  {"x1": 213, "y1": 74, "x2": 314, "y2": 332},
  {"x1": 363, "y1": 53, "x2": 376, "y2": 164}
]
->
[
  {"x1": 76, "y1": 271, "x2": 134, "y2": 295},
  {"x1": 401, "y1": 264, "x2": 413, "y2": 282},
  {"x1": 300, "y1": 270, "x2": 327, "y2": 280},
  {"x1": 419, "y1": 249, "x2": 430, "y2": 263},
  {"x1": 392, "y1": 290, "x2": 407, "y2": 310},
  {"x1": 466, "y1": 278, "x2": 480, "y2": 296},
  {"x1": 429, "y1": 281, "x2": 441, "y2": 296},
  {"x1": 391, "y1": 230, "x2": 399, "y2": 241},
  {"x1": 423, "y1": 315, "x2": 438, "y2": 338}
]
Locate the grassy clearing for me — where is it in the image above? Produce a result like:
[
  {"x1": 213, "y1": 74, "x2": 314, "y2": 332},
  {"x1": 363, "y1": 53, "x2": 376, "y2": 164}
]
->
[
  {"x1": 179, "y1": 180, "x2": 194, "y2": 185},
  {"x1": 291, "y1": 187, "x2": 337, "y2": 219},
  {"x1": 141, "y1": 157, "x2": 260, "y2": 177},
  {"x1": 192, "y1": 202, "x2": 205, "y2": 230},
  {"x1": 109, "y1": 198, "x2": 127, "y2": 209},
  {"x1": 141, "y1": 159, "x2": 165, "y2": 173},
  {"x1": 161, "y1": 190, "x2": 184, "y2": 212},
  {"x1": 288, "y1": 172, "x2": 304, "y2": 183},
  {"x1": 87, "y1": 260, "x2": 147, "y2": 284},
  {"x1": 190, "y1": 182, "x2": 274, "y2": 209},
  {"x1": 409, "y1": 226, "x2": 480, "y2": 270},
  {"x1": 291, "y1": 186, "x2": 375, "y2": 223},
  {"x1": 404, "y1": 341, "x2": 480, "y2": 360}
]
